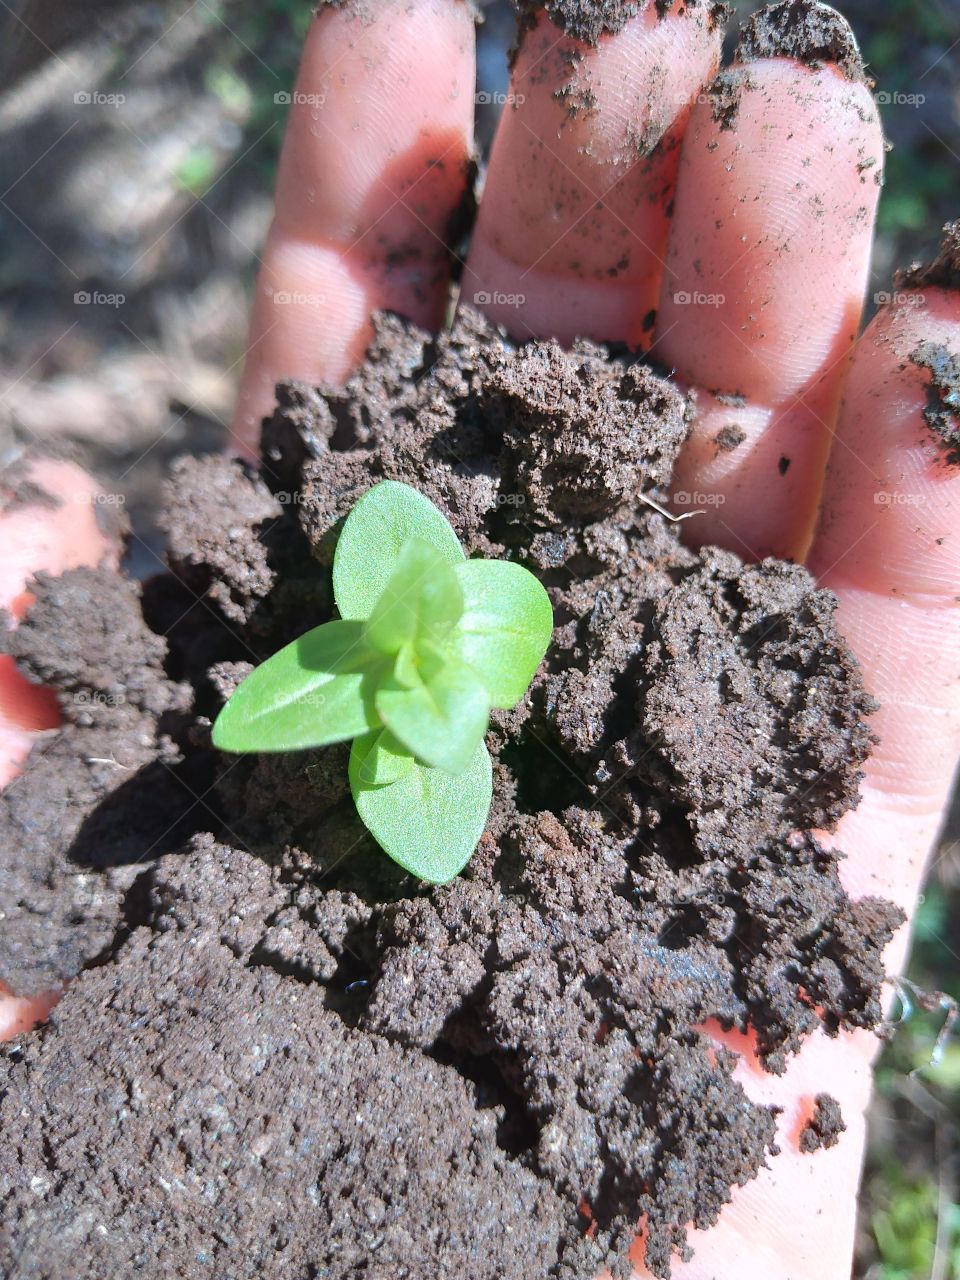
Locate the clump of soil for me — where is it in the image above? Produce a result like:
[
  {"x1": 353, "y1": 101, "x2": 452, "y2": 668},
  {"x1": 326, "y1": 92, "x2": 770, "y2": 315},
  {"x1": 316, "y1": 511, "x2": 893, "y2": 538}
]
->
[
  {"x1": 0, "y1": 309, "x2": 902, "y2": 1279},
  {"x1": 736, "y1": 0, "x2": 867, "y2": 83},
  {"x1": 799, "y1": 1093, "x2": 846, "y2": 1153},
  {"x1": 708, "y1": 66, "x2": 754, "y2": 131},
  {"x1": 513, "y1": 0, "x2": 728, "y2": 49},
  {"x1": 708, "y1": 0, "x2": 865, "y2": 135},
  {"x1": 911, "y1": 339, "x2": 960, "y2": 467},
  {"x1": 896, "y1": 220, "x2": 960, "y2": 294},
  {"x1": 715, "y1": 422, "x2": 746, "y2": 452}
]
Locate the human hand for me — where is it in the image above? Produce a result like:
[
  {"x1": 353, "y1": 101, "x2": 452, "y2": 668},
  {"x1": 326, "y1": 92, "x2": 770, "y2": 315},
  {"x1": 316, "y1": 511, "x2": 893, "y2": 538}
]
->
[
  {"x1": 230, "y1": 0, "x2": 960, "y2": 1272},
  {"x1": 3, "y1": 1, "x2": 959, "y2": 1276}
]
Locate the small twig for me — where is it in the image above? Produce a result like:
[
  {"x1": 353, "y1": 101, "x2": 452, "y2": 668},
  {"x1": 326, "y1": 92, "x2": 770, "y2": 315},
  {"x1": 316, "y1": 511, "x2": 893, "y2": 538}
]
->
[
  {"x1": 888, "y1": 976, "x2": 959, "y2": 1074},
  {"x1": 639, "y1": 493, "x2": 705, "y2": 523},
  {"x1": 84, "y1": 756, "x2": 131, "y2": 770}
]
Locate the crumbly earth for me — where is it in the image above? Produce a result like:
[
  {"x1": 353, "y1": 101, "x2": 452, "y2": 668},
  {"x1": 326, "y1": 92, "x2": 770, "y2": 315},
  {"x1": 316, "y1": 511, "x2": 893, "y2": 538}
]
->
[
  {"x1": 513, "y1": 0, "x2": 728, "y2": 49},
  {"x1": 709, "y1": 0, "x2": 866, "y2": 136},
  {"x1": 736, "y1": 0, "x2": 867, "y2": 83},
  {"x1": 799, "y1": 1093, "x2": 846, "y2": 1153},
  {"x1": 896, "y1": 220, "x2": 960, "y2": 294},
  {"x1": 911, "y1": 339, "x2": 960, "y2": 468},
  {"x1": 0, "y1": 309, "x2": 903, "y2": 1279}
]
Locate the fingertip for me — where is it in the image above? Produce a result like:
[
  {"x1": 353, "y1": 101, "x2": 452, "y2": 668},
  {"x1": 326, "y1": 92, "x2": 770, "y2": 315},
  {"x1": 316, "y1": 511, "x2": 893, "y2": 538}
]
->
[
  {"x1": 0, "y1": 983, "x2": 61, "y2": 1041},
  {"x1": 0, "y1": 458, "x2": 119, "y2": 785},
  {"x1": 658, "y1": 55, "x2": 883, "y2": 400},
  {"x1": 232, "y1": 0, "x2": 476, "y2": 451},
  {"x1": 0, "y1": 459, "x2": 119, "y2": 605},
  {"x1": 464, "y1": 3, "x2": 725, "y2": 344},
  {"x1": 659, "y1": 15, "x2": 884, "y2": 561}
]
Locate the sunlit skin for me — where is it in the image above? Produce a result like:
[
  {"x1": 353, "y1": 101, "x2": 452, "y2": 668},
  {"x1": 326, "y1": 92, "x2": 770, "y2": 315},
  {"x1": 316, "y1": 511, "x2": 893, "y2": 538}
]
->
[{"x1": 2, "y1": 4, "x2": 959, "y2": 1276}]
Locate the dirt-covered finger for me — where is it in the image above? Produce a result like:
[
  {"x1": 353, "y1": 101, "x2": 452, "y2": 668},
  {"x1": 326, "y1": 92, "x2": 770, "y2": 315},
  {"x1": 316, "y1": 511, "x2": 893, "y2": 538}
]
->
[
  {"x1": 629, "y1": 1027, "x2": 875, "y2": 1280},
  {"x1": 0, "y1": 458, "x2": 121, "y2": 787},
  {"x1": 461, "y1": 1, "x2": 726, "y2": 344},
  {"x1": 231, "y1": 0, "x2": 476, "y2": 451},
  {"x1": 0, "y1": 458, "x2": 123, "y2": 1043},
  {"x1": 806, "y1": 231, "x2": 960, "y2": 941},
  {"x1": 659, "y1": 1, "x2": 883, "y2": 560}
]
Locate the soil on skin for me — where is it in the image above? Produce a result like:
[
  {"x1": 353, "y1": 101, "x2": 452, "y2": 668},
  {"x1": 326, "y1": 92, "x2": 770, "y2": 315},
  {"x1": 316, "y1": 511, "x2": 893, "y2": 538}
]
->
[
  {"x1": 708, "y1": 0, "x2": 864, "y2": 135},
  {"x1": 708, "y1": 66, "x2": 754, "y2": 132},
  {"x1": 896, "y1": 220, "x2": 960, "y2": 294},
  {"x1": 513, "y1": 0, "x2": 728, "y2": 48},
  {"x1": 715, "y1": 422, "x2": 746, "y2": 452},
  {"x1": 799, "y1": 1093, "x2": 846, "y2": 1153},
  {"x1": 910, "y1": 339, "x2": 960, "y2": 467},
  {"x1": 737, "y1": 0, "x2": 867, "y2": 83},
  {"x1": 0, "y1": 310, "x2": 903, "y2": 1280}
]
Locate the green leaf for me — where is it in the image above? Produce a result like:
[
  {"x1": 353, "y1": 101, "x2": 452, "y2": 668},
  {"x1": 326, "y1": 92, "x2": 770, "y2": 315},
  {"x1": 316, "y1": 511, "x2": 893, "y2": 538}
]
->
[
  {"x1": 376, "y1": 643, "x2": 489, "y2": 774},
  {"x1": 333, "y1": 481, "x2": 464, "y2": 620},
  {"x1": 350, "y1": 738, "x2": 492, "y2": 883},
  {"x1": 212, "y1": 620, "x2": 383, "y2": 753},
  {"x1": 363, "y1": 538, "x2": 464, "y2": 656},
  {"x1": 352, "y1": 727, "x2": 415, "y2": 786},
  {"x1": 450, "y1": 559, "x2": 554, "y2": 709}
]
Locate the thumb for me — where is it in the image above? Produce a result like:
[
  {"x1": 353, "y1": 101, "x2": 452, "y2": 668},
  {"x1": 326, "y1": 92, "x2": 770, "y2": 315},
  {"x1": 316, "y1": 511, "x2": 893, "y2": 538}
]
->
[{"x1": 0, "y1": 457, "x2": 120, "y2": 1036}]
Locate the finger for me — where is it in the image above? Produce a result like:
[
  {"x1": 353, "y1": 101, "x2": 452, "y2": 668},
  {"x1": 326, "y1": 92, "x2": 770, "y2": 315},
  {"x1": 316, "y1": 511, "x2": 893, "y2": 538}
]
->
[
  {"x1": 628, "y1": 1027, "x2": 876, "y2": 1280},
  {"x1": 0, "y1": 981, "x2": 60, "y2": 1039},
  {"x1": 461, "y1": 3, "x2": 725, "y2": 343},
  {"x1": 0, "y1": 459, "x2": 119, "y2": 1041},
  {"x1": 808, "y1": 243, "x2": 960, "y2": 943},
  {"x1": 659, "y1": 2, "x2": 883, "y2": 561},
  {"x1": 632, "y1": 250, "x2": 960, "y2": 1280},
  {"x1": 231, "y1": 0, "x2": 476, "y2": 451},
  {"x1": 0, "y1": 459, "x2": 118, "y2": 786}
]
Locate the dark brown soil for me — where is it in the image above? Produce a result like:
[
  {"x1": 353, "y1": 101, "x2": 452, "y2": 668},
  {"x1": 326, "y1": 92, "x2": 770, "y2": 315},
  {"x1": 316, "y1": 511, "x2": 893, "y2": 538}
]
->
[
  {"x1": 799, "y1": 1092, "x2": 846, "y2": 1152},
  {"x1": 896, "y1": 220, "x2": 960, "y2": 294},
  {"x1": 708, "y1": 0, "x2": 865, "y2": 135},
  {"x1": 0, "y1": 310, "x2": 902, "y2": 1280},
  {"x1": 714, "y1": 422, "x2": 746, "y2": 452},
  {"x1": 513, "y1": 0, "x2": 728, "y2": 48},
  {"x1": 910, "y1": 339, "x2": 960, "y2": 467},
  {"x1": 737, "y1": 0, "x2": 867, "y2": 83},
  {"x1": 708, "y1": 66, "x2": 753, "y2": 131}
]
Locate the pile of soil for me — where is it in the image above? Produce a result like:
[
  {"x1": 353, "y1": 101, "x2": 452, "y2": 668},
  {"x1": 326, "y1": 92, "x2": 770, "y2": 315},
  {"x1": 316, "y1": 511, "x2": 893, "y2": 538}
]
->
[{"x1": 0, "y1": 309, "x2": 902, "y2": 1279}]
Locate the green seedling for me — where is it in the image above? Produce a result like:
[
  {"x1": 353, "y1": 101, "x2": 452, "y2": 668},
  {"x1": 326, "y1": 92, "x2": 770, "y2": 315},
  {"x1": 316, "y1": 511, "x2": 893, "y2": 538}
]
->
[{"x1": 212, "y1": 481, "x2": 553, "y2": 883}]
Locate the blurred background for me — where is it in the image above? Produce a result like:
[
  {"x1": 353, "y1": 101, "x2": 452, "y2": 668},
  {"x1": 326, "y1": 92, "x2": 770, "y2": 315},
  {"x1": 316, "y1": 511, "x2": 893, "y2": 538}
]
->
[{"x1": 1, "y1": 0, "x2": 958, "y2": 1274}]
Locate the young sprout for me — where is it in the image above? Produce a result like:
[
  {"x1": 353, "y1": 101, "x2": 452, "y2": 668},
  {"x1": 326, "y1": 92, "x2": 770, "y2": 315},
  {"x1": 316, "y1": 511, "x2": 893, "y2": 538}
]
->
[{"x1": 212, "y1": 481, "x2": 553, "y2": 883}]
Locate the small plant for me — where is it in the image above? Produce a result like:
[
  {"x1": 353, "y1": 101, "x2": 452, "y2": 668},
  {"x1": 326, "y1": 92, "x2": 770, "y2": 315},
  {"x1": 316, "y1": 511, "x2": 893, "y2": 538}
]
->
[{"x1": 213, "y1": 481, "x2": 553, "y2": 883}]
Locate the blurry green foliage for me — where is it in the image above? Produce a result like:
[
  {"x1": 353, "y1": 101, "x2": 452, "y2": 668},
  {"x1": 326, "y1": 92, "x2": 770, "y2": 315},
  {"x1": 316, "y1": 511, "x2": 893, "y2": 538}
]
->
[{"x1": 870, "y1": 1165, "x2": 959, "y2": 1280}]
